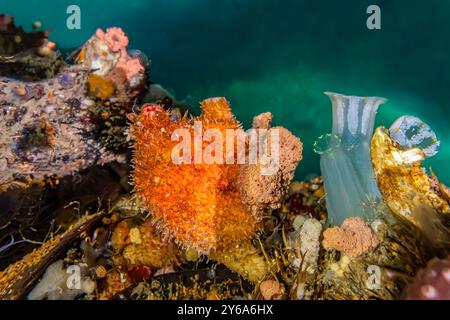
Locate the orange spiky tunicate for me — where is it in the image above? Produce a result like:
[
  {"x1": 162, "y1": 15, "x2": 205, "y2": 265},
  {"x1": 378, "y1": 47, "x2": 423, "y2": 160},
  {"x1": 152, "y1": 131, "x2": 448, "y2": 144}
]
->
[{"x1": 132, "y1": 97, "x2": 260, "y2": 254}]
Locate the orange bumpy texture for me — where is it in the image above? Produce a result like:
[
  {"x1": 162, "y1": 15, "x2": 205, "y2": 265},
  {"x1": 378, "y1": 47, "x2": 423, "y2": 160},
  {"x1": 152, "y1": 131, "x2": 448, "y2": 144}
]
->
[
  {"x1": 132, "y1": 98, "x2": 260, "y2": 254},
  {"x1": 322, "y1": 216, "x2": 379, "y2": 257}
]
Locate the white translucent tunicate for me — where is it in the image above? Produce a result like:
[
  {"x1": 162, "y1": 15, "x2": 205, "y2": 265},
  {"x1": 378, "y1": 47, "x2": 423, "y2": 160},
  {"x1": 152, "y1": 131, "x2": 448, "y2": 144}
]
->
[
  {"x1": 318, "y1": 92, "x2": 387, "y2": 225},
  {"x1": 389, "y1": 116, "x2": 440, "y2": 157}
]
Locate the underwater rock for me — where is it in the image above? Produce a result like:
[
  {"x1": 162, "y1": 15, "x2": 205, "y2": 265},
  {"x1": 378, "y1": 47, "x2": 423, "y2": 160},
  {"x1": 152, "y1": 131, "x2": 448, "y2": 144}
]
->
[
  {"x1": 238, "y1": 112, "x2": 303, "y2": 218},
  {"x1": 317, "y1": 92, "x2": 387, "y2": 225},
  {"x1": 0, "y1": 71, "x2": 120, "y2": 193},
  {"x1": 0, "y1": 25, "x2": 149, "y2": 192},
  {"x1": 57, "y1": 72, "x2": 75, "y2": 88},
  {"x1": 389, "y1": 115, "x2": 440, "y2": 157},
  {"x1": 322, "y1": 216, "x2": 379, "y2": 258},
  {"x1": 371, "y1": 126, "x2": 450, "y2": 230},
  {"x1": 405, "y1": 256, "x2": 450, "y2": 300},
  {"x1": 0, "y1": 15, "x2": 63, "y2": 80}
]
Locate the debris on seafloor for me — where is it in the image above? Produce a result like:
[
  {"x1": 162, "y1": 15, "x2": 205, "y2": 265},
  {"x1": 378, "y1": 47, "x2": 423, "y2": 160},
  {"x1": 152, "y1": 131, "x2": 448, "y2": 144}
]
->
[
  {"x1": 0, "y1": 212, "x2": 107, "y2": 299},
  {"x1": 27, "y1": 259, "x2": 96, "y2": 300},
  {"x1": 97, "y1": 196, "x2": 186, "y2": 300},
  {"x1": 130, "y1": 98, "x2": 303, "y2": 283}
]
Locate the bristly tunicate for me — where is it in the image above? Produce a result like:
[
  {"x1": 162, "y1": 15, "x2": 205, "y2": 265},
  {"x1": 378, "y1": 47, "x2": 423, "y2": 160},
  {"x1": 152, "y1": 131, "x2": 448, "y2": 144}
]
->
[{"x1": 389, "y1": 116, "x2": 440, "y2": 158}]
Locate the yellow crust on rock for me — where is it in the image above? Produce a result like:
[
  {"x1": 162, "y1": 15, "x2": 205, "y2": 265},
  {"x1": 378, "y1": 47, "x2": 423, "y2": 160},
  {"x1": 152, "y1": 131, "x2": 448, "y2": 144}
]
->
[{"x1": 370, "y1": 127, "x2": 450, "y2": 225}]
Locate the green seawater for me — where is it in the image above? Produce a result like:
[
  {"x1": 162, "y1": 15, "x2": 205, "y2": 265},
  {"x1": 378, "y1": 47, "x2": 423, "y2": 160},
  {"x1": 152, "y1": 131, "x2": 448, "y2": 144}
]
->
[{"x1": 2, "y1": 0, "x2": 449, "y2": 183}]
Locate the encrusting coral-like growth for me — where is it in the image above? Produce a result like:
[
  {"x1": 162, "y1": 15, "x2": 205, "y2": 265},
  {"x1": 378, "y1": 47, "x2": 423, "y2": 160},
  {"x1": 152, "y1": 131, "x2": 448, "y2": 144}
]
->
[
  {"x1": 259, "y1": 279, "x2": 286, "y2": 300},
  {"x1": 77, "y1": 27, "x2": 148, "y2": 150},
  {"x1": 313, "y1": 210, "x2": 431, "y2": 300},
  {"x1": 131, "y1": 97, "x2": 302, "y2": 282},
  {"x1": 79, "y1": 27, "x2": 147, "y2": 103},
  {"x1": 112, "y1": 219, "x2": 182, "y2": 269},
  {"x1": 322, "y1": 216, "x2": 379, "y2": 258},
  {"x1": 297, "y1": 218, "x2": 323, "y2": 274}
]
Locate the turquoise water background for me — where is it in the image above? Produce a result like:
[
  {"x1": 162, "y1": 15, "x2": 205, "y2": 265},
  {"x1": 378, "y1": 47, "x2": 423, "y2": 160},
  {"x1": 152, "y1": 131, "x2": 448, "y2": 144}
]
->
[{"x1": 2, "y1": 0, "x2": 449, "y2": 183}]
